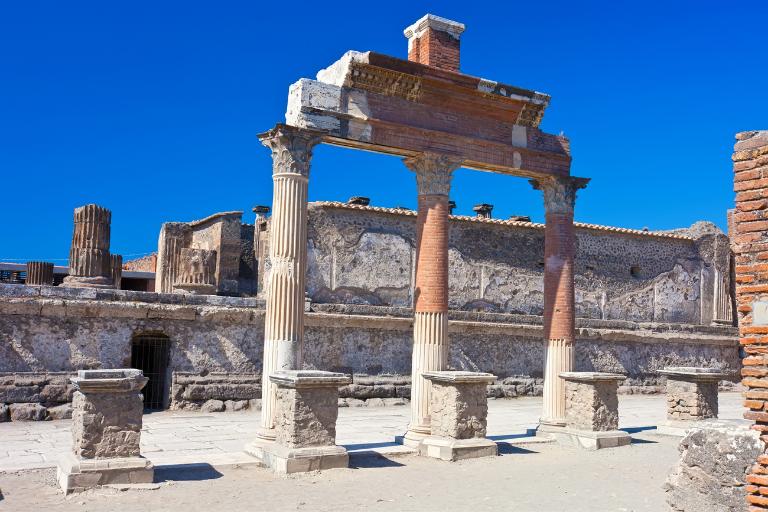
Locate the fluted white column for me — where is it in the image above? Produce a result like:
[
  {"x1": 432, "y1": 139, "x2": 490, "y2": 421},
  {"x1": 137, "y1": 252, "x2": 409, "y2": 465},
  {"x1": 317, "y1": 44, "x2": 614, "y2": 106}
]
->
[
  {"x1": 401, "y1": 153, "x2": 462, "y2": 446},
  {"x1": 257, "y1": 124, "x2": 322, "y2": 439},
  {"x1": 530, "y1": 176, "x2": 588, "y2": 427}
]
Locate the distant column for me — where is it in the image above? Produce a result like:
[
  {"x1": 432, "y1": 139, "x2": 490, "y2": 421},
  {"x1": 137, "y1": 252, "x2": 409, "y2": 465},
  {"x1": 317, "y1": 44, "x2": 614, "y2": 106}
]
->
[
  {"x1": 26, "y1": 262, "x2": 54, "y2": 286},
  {"x1": 530, "y1": 176, "x2": 588, "y2": 427},
  {"x1": 401, "y1": 152, "x2": 462, "y2": 446},
  {"x1": 110, "y1": 254, "x2": 122, "y2": 290},
  {"x1": 63, "y1": 204, "x2": 115, "y2": 289},
  {"x1": 257, "y1": 124, "x2": 323, "y2": 440}
]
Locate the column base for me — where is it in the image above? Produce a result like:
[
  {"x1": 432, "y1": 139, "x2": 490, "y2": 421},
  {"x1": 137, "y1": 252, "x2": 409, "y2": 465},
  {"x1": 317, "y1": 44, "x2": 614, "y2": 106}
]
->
[
  {"x1": 57, "y1": 453, "x2": 154, "y2": 494},
  {"x1": 396, "y1": 427, "x2": 431, "y2": 448},
  {"x1": 655, "y1": 418, "x2": 737, "y2": 437},
  {"x1": 538, "y1": 425, "x2": 631, "y2": 451},
  {"x1": 255, "y1": 427, "x2": 277, "y2": 441},
  {"x1": 62, "y1": 276, "x2": 115, "y2": 289},
  {"x1": 419, "y1": 436, "x2": 498, "y2": 461},
  {"x1": 244, "y1": 438, "x2": 348, "y2": 474}
]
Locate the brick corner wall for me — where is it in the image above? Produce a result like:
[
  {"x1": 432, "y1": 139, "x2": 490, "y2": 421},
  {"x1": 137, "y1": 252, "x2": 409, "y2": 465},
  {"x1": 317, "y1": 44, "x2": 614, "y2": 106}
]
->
[{"x1": 732, "y1": 130, "x2": 768, "y2": 510}]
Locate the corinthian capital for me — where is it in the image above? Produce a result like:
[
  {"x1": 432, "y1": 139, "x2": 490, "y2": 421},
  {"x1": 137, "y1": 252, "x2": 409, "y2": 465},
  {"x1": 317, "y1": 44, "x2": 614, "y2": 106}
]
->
[
  {"x1": 529, "y1": 176, "x2": 590, "y2": 215},
  {"x1": 259, "y1": 124, "x2": 324, "y2": 178},
  {"x1": 403, "y1": 152, "x2": 463, "y2": 196}
]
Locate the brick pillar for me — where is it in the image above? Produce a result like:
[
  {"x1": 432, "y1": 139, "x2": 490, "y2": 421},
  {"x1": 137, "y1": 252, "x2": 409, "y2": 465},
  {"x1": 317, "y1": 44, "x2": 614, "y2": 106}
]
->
[
  {"x1": 401, "y1": 152, "x2": 462, "y2": 446},
  {"x1": 731, "y1": 130, "x2": 768, "y2": 510},
  {"x1": 256, "y1": 124, "x2": 323, "y2": 440},
  {"x1": 531, "y1": 176, "x2": 589, "y2": 427},
  {"x1": 403, "y1": 14, "x2": 465, "y2": 72}
]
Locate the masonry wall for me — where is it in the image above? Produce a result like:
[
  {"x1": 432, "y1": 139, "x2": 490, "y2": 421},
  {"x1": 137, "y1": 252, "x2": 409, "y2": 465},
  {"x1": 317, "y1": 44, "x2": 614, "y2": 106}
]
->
[{"x1": 0, "y1": 284, "x2": 738, "y2": 420}]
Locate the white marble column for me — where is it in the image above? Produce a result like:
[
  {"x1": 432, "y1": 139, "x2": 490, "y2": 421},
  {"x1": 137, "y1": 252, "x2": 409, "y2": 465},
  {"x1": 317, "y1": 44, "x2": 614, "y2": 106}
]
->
[
  {"x1": 401, "y1": 153, "x2": 462, "y2": 446},
  {"x1": 257, "y1": 124, "x2": 322, "y2": 439},
  {"x1": 530, "y1": 176, "x2": 588, "y2": 427}
]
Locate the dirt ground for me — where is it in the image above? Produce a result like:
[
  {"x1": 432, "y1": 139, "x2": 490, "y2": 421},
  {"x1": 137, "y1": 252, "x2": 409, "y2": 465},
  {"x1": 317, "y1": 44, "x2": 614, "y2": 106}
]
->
[{"x1": 0, "y1": 431, "x2": 678, "y2": 512}]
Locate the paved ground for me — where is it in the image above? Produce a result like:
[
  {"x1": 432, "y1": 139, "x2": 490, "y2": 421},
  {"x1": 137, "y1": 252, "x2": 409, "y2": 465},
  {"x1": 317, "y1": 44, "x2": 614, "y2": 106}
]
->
[{"x1": 0, "y1": 393, "x2": 746, "y2": 512}]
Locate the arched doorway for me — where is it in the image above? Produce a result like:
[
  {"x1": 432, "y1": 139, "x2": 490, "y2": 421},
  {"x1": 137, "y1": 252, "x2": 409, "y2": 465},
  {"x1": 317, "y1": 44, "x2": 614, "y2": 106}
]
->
[{"x1": 130, "y1": 332, "x2": 171, "y2": 410}]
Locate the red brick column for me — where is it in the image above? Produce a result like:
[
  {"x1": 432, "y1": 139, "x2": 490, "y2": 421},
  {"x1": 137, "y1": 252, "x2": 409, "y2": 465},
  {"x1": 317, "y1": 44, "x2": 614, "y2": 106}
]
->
[
  {"x1": 401, "y1": 152, "x2": 462, "y2": 446},
  {"x1": 732, "y1": 130, "x2": 768, "y2": 510},
  {"x1": 531, "y1": 176, "x2": 589, "y2": 427}
]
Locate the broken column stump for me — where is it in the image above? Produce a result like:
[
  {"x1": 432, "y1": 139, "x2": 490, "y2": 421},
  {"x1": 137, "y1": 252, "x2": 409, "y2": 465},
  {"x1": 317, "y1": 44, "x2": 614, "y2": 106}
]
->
[
  {"x1": 656, "y1": 367, "x2": 728, "y2": 436},
  {"x1": 63, "y1": 204, "x2": 116, "y2": 289},
  {"x1": 419, "y1": 371, "x2": 498, "y2": 461},
  {"x1": 554, "y1": 372, "x2": 631, "y2": 450},
  {"x1": 25, "y1": 261, "x2": 54, "y2": 286},
  {"x1": 245, "y1": 370, "x2": 350, "y2": 474},
  {"x1": 57, "y1": 369, "x2": 153, "y2": 494}
]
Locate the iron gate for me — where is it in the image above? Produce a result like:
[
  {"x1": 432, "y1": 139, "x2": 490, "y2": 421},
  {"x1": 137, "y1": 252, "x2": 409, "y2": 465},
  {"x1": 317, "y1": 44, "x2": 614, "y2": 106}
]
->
[{"x1": 130, "y1": 333, "x2": 170, "y2": 410}]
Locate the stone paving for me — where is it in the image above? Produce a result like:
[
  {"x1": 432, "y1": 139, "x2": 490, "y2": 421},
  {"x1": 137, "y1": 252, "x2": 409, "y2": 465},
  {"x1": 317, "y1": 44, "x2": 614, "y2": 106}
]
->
[{"x1": 0, "y1": 393, "x2": 744, "y2": 473}]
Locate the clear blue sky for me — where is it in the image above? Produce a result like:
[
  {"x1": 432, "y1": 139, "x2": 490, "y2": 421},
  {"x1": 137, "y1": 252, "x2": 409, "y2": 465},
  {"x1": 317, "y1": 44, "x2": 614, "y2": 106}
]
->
[{"x1": 2, "y1": 1, "x2": 766, "y2": 262}]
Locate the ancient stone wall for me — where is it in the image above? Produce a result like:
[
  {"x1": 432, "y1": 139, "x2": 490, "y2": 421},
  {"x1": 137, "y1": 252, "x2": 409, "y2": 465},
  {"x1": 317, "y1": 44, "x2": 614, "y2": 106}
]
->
[
  {"x1": 0, "y1": 284, "x2": 738, "y2": 419},
  {"x1": 298, "y1": 203, "x2": 732, "y2": 326}
]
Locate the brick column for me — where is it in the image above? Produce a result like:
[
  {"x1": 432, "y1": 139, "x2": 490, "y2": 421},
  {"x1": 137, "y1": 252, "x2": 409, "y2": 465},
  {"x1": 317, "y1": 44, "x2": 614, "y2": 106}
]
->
[
  {"x1": 401, "y1": 152, "x2": 462, "y2": 446},
  {"x1": 256, "y1": 124, "x2": 323, "y2": 440},
  {"x1": 731, "y1": 130, "x2": 768, "y2": 510},
  {"x1": 531, "y1": 176, "x2": 588, "y2": 427}
]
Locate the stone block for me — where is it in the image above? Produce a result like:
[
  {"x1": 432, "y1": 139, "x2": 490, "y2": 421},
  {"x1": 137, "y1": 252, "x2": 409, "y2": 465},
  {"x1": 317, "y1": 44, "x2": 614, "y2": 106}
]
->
[
  {"x1": 58, "y1": 369, "x2": 153, "y2": 493},
  {"x1": 549, "y1": 372, "x2": 631, "y2": 451},
  {"x1": 201, "y1": 399, "x2": 225, "y2": 412},
  {"x1": 245, "y1": 370, "x2": 350, "y2": 474},
  {"x1": 0, "y1": 404, "x2": 8, "y2": 422},
  {"x1": 659, "y1": 367, "x2": 726, "y2": 422},
  {"x1": 40, "y1": 384, "x2": 73, "y2": 404},
  {"x1": 9, "y1": 403, "x2": 47, "y2": 421},
  {"x1": 420, "y1": 371, "x2": 498, "y2": 461},
  {"x1": 0, "y1": 385, "x2": 41, "y2": 403},
  {"x1": 665, "y1": 426, "x2": 761, "y2": 511},
  {"x1": 47, "y1": 403, "x2": 73, "y2": 420}
]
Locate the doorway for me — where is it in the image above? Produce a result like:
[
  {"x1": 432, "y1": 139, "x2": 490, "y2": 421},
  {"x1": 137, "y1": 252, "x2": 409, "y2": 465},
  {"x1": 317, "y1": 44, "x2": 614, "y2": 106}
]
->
[{"x1": 130, "y1": 332, "x2": 171, "y2": 410}]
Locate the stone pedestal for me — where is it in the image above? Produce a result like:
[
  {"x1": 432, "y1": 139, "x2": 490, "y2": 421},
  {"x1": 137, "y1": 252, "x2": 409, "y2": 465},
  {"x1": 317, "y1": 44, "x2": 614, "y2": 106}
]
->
[
  {"x1": 418, "y1": 371, "x2": 497, "y2": 461},
  {"x1": 401, "y1": 153, "x2": 462, "y2": 447},
  {"x1": 63, "y1": 204, "x2": 115, "y2": 289},
  {"x1": 656, "y1": 367, "x2": 728, "y2": 436},
  {"x1": 26, "y1": 261, "x2": 54, "y2": 286},
  {"x1": 541, "y1": 372, "x2": 630, "y2": 450},
  {"x1": 57, "y1": 369, "x2": 153, "y2": 494},
  {"x1": 246, "y1": 370, "x2": 350, "y2": 474},
  {"x1": 173, "y1": 248, "x2": 217, "y2": 295}
]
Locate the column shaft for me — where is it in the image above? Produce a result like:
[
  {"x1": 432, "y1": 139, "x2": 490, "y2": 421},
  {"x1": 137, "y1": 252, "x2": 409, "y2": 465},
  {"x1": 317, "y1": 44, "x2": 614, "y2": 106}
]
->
[
  {"x1": 258, "y1": 125, "x2": 321, "y2": 438},
  {"x1": 403, "y1": 153, "x2": 461, "y2": 443}
]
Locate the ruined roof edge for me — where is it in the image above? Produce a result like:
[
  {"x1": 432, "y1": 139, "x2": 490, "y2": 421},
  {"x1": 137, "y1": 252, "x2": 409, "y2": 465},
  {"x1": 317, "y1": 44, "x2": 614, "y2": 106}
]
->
[{"x1": 309, "y1": 201, "x2": 694, "y2": 241}]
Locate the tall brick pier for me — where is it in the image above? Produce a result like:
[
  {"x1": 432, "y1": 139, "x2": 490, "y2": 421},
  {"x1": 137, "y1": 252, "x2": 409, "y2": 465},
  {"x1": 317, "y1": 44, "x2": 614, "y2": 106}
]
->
[{"x1": 732, "y1": 130, "x2": 768, "y2": 510}]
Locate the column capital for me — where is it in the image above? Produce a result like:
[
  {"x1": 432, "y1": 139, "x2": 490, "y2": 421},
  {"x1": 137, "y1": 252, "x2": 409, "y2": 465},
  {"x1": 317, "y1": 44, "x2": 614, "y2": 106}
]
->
[
  {"x1": 529, "y1": 176, "x2": 590, "y2": 215},
  {"x1": 259, "y1": 124, "x2": 325, "y2": 178},
  {"x1": 404, "y1": 152, "x2": 463, "y2": 196}
]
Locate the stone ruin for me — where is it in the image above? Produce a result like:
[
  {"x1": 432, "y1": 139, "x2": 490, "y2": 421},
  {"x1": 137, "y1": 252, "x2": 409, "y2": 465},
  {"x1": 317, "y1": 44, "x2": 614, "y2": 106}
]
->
[{"x1": 62, "y1": 204, "x2": 122, "y2": 289}]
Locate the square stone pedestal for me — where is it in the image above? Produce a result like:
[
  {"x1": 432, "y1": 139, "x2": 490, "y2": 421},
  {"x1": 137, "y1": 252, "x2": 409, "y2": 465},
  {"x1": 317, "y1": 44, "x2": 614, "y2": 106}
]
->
[
  {"x1": 544, "y1": 372, "x2": 630, "y2": 450},
  {"x1": 656, "y1": 367, "x2": 728, "y2": 437},
  {"x1": 245, "y1": 370, "x2": 350, "y2": 474},
  {"x1": 419, "y1": 371, "x2": 497, "y2": 461},
  {"x1": 57, "y1": 369, "x2": 153, "y2": 494}
]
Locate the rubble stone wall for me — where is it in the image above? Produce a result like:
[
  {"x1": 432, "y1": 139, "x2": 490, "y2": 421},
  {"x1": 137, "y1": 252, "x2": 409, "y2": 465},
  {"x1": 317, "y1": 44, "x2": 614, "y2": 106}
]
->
[
  {"x1": 301, "y1": 204, "x2": 732, "y2": 325},
  {"x1": 0, "y1": 284, "x2": 739, "y2": 420}
]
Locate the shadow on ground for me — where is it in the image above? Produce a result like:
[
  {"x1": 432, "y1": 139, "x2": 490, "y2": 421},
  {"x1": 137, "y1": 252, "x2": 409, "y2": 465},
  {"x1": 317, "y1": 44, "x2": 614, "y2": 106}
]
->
[
  {"x1": 349, "y1": 453, "x2": 405, "y2": 469},
  {"x1": 154, "y1": 463, "x2": 224, "y2": 483}
]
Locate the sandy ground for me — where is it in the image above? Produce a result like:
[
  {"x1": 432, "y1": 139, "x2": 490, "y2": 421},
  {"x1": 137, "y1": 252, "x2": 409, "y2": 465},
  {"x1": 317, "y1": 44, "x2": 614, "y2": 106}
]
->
[{"x1": 0, "y1": 429, "x2": 678, "y2": 512}]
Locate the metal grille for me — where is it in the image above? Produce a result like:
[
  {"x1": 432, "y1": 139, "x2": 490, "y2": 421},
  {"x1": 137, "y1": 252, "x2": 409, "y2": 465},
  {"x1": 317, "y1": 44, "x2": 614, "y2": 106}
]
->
[{"x1": 130, "y1": 333, "x2": 170, "y2": 410}]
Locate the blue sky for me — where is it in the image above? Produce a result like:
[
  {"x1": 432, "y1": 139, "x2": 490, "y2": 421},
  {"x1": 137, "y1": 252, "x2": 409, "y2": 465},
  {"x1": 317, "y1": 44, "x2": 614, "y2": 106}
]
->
[{"x1": 1, "y1": 1, "x2": 766, "y2": 262}]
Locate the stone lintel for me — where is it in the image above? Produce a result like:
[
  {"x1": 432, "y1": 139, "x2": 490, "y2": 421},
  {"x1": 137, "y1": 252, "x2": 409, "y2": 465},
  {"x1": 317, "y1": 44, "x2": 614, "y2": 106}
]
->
[
  {"x1": 559, "y1": 372, "x2": 627, "y2": 383},
  {"x1": 658, "y1": 367, "x2": 729, "y2": 381},
  {"x1": 269, "y1": 370, "x2": 351, "y2": 389},
  {"x1": 422, "y1": 371, "x2": 496, "y2": 384},
  {"x1": 71, "y1": 369, "x2": 148, "y2": 394}
]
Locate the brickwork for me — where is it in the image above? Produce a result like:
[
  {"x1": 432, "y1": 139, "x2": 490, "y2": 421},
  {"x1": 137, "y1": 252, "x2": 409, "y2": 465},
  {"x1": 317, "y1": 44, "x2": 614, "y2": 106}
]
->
[
  {"x1": 543, "y1": 211, "x2": 576, "y2": 341},
  {"x1": 732, "y1": 130, "x2": 768, "y2": 510},
  {"x1": 414, "y1": 194, "x2": 450, "y2": 312},
  {"x1": 408, "y1": 28, "x2": 460, "y2": 72}
]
